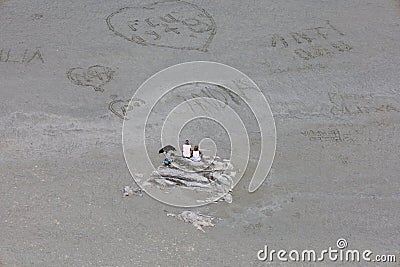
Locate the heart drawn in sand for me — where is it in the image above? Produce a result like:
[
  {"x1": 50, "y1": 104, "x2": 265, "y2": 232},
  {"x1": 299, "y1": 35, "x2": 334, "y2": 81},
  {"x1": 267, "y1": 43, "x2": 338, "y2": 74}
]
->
[
  {"x1": 67, "y1": 65, "x2": 114, "y2": 92},
  {"x1": 106, "y1": 0, "x2": 217, "y2": 52},
  {"x1": 109, "y1": 98, "x2": 146, "y2": 120}
]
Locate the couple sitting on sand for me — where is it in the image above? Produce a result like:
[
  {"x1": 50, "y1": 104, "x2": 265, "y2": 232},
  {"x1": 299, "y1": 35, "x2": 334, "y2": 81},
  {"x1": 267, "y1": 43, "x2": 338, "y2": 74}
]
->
[{"x1": 182, "y1": 140, "x2": 203, "y2": 162}]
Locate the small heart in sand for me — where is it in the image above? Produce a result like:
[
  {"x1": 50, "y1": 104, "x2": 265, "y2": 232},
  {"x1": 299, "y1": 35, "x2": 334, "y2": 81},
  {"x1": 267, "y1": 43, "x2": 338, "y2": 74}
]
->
[
  {"x1": 109, "y1": 98, "x2": 145, "y2": 120},
  {"x1": 67, "y1": 65, "x2": 114, "y2": 92}
]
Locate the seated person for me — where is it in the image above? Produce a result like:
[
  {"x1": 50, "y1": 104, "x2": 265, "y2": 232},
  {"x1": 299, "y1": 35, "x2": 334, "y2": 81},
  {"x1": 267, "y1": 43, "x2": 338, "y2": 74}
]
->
[
  {"x1": 182, "y1": 140, "x2": 192, "y2": 158},
  {"x1": 191, "y1": 145, "x2": 203, "y2": 162}
]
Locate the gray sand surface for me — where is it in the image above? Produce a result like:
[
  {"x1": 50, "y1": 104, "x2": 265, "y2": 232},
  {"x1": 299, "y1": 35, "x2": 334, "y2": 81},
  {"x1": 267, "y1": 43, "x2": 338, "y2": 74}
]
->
[{"x1": 1, "y1": 0, "x2": 399, "y2": 266}]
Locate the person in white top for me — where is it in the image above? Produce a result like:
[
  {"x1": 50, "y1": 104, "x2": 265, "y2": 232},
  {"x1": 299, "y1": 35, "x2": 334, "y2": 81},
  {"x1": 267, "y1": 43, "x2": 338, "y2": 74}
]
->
[
  {"x1": 182, "y1": 140, "x2": 192, "y2": 158},
  {"x1": 191, "y1": 145, "x2": 203, "y2": 162}
]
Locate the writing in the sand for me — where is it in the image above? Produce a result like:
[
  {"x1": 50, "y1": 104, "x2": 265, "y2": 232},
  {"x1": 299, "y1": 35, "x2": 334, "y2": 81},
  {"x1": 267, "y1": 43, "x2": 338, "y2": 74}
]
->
[{"x1": 0, "y1": 48, "x2": 44, "y2": 64}]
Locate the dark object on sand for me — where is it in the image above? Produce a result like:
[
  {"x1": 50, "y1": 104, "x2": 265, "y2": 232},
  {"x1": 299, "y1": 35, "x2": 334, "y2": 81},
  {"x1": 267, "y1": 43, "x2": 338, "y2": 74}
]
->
[
  {"x1": 163, "y1": 158, "x2": 172, "y2": 166},
  {"x1": 159, "y1": 145, "x2": 176, "y2": 154}
]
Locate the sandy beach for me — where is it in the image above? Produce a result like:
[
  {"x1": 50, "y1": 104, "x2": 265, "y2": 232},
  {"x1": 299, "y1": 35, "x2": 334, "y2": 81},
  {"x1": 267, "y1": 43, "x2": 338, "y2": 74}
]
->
[{"x1": 1, "y1": 0, "x2": 399, "y2": 266}]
